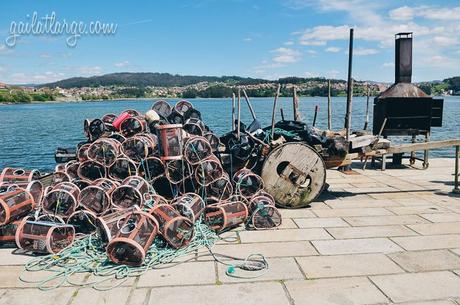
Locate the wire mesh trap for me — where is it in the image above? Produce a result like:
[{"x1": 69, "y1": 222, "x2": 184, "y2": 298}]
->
[
  {"x1": 78, "y1": 178, "x2": 119, "y2": 215},
  {"x1": 205, "y1": 200, "x2": 248, "y2": 233},
  {"x1": 67, "y1": 210, "x2": 98, "y2": 235},
  {"x1": 106, "y1": 211, "x2": 159, "y2": 266},
  {"x1": 110, "y1": 176, "x2": 152, "y2": 209},
  {"x1": 156, "y1": 124, "x2": 183, "y2": 161},
  {"x1": 95, "y1": 206, "x2": 140, "y2": 244},
  {"x1": 16, "y1": 218, "x2": 75, "y2": 254},
  {"x1": 0, "y1": 168, "x2": 41, "y2": 184},
  {"x1": 42, "y1": 182, "x2": 80, "y2": 217},
  {"x1": 0, "y1": 186, "x2": 35, "y2": 226}
]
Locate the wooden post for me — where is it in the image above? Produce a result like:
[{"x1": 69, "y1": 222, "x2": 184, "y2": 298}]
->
[
  {"x1": 364, "y1": 84, "x2": 370, "y2": 130},
  {"x1": 293, "y1": 86, "x2": 300, "y2": 121},
  {"x1": 313, "y1": 105, "x2": 319, "y2": 127},
  {"x1": 280, "y1": 108, "x2": 285, "y2": 121},
  {"x1": 327, "y1": 79, "x2": 332, "y2": 130},
  {"x1": 242, "y1": 89, "x2": 257, "y2": 120},
  {"x1": 231, "y1": 92, "x2": 236, "y2": 130},
  {"x1": 345, "y1": 28, "x2": 354, "y2": 141},
  {"x1": 271, "y1": 84, "x2": 281, "y2": 139},
  {"x1": 237, "y1": 89, "x2": 241, "y2": 140}
]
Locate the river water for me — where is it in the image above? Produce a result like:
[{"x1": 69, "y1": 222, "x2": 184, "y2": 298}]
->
[{"x1": 1, "y1": 96, "x2": 459, "y2": 171}]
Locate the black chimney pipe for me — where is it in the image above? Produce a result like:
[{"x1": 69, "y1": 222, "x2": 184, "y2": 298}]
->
[{"x1": 395, "y1": 32, "x2": 413, "y2": 83}]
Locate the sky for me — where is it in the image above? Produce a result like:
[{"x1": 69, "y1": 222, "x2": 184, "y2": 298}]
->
[{"x1": 0, "y1": 0, "x2": 460, "y2": 84}]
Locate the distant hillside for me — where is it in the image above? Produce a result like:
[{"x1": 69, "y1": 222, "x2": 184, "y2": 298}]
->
[{"x1": 40, "y1": 72, "x2": 272, "y2": 89}]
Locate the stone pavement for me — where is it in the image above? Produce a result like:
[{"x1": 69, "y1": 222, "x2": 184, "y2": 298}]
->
[{"x1": 1, "y1": 158, "x2": 460, "y2": 305}]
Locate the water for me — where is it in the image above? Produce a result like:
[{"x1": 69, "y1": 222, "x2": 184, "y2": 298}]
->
[{"x1": 1, "y1": 96, "x2": 459, "y2": 171}]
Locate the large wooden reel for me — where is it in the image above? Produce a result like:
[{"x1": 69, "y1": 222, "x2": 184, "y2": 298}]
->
[{"x1": 261, "y1": 143, "x2": 326, "y2": 208}]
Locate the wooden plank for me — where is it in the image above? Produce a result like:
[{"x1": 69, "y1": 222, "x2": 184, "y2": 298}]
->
[{"x1": 386, "y1": 139, "x2": 460, "y2": 154}]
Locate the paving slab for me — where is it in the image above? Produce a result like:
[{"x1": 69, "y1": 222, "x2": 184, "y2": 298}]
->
[
  {"x1": 0, "y1": 249, "x2": 34, "y2": 266},
  {"x1": 147, "y1": 282, "x2": 291, "y2": 305},
  {"x1": 238, "y1": 228, "x2": 332, "y2": 243},
  {"x1": 451, "y1": 248, "x2": 460, "y2": 256},
  {"x1": 72, "y1": 287, "x2": 132, "y2": 305},
  {"x1": 312, "y1": 238, "x2": 403, "y2": 255},
  {"x1": 345, "y1": 215, "x2": 429, "y2": 226},
  {"x1": 0, "y1": 287, "x2": 75, "y2": 305},
  {"x1": 284, "y1": 277, "x2": 388, "y2": 305},
  {"x1": 386, "y1": 205, "x2": 449, "y2": 215},
  {"x1": 392, "y1": 234, "x2": 460, "y2": 250},
  {"x1": 293, "y1": 217, "x2": 349, "y2": 228},
  {"x1": 408, "y1": 222, "x2": 460, "y2": 235},
  {"x1": 0, "y1": 266, "x2": 86, "y2": 288},
  {"x1": 387, "y1": 301, "x2": 457, "y2": 305},
  {"x1": 137, "y1": 261, "x2": 216, "y2": 287},
  {"x1": 209, "y1": 241, "x2": 318, "y2": 259},
  {"x1": 326, "y1": 225, "x2": 417, "y2": 239},
  {"x1": 313, "y1": 207, "x2": 394, "y2": 218},
  {"x1": 296, "y1": 253, "x2": 403, "y2": 278},
  {"x1": 127, "y1": 288, "x2": 149, "y2": 305},
  {"x1": 217, "y1": 257, "x2": 304, "y2": 283},
  {"x1": 278, "y1": 209, "x2": 316, "y2": 219},
  {"x1": 324, "y1": 199, "x2": 401, "y2": 209},
  {"x1": 420, "y1": 213, "x2": 460, "y2": 223},
  {"x1": 370, "y1": 271, "x2": 460, "y2": 303},
  {"x1": 388, "y1": 250, "x2": 460, "y2": 272}
]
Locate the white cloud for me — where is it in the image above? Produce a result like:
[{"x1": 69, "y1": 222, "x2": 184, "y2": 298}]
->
[
  {"x1": 307, "y1": 50, "x2": 317, "y2": 55},
  {"x1": 77, "y1": 66, "x2": 103, "y2": 76},
  {"x1": 271, "y1": 47, "x2": 302, "y2": 63},
  {"x1": 382, "y1": 62, "x2": 394, "y2": 68},
  {"x1": 419, "y1": 6, "x2": 460, "y2": 21},
  {"x1": 326, "y1": 69, "x2": 340, "y2": 78},
  {"x1": 114, "y1": 61, "x2": 130, "y2": 68},
  {"x1": 389, "y1": 6, "x2": 414, "y2": 21},
  {"x1": 40, "y1": 53, "x2": 51, "y2": 59},
  {"x1": 243, "y1": 37, "x2": 253, "y2": 42},
  {"x1": 353, "y1": 48, "x2": 379, "y2": 56},
  {"x1": 284, "y1": 41, "x2": 294, "y2": 46},
  {"x1": 325, "y1": 46, "x2": 341, "y2": 52}
]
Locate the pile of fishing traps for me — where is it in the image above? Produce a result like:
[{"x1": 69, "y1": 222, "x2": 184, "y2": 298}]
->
[{"x1": 0, "y1": 99, "x2": 282, "y2": 268}]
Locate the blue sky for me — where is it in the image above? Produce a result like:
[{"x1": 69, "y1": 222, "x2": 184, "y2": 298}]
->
[{"x1": 0, "y1": 0, "x2": 459, "y2": 84}]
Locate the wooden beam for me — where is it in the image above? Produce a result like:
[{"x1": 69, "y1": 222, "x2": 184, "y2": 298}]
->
[{"x1": 386, "y1": 139, "x2": 460, "y2": 154}]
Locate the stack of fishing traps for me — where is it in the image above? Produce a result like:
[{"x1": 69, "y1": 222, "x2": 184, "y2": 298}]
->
[{"x1": 0, "y1": 100, "x2": 282, "y2": 267}]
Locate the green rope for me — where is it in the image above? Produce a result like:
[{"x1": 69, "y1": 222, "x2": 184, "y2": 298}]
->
[{"x1": 20, "y1": 221, "x2": 218, "y2": 291}]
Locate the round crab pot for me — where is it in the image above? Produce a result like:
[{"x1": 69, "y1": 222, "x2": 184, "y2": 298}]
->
[
  {"x1": 101, "y1": 113, "x2": 117, "y2": 131},
  {"x1": 156, "y1": 124, "x2": 183, "y2": 161},
  {"x1": 121, "y1": 134, "x2": 157, "y2": 163},
  {"x1": 55, "y1": 164, "x2": 66, "y2": 172},
  {"x1": 184, "y1": 136, "x2": 212, "y2": 165},
  {"x1": 164, "y1": 159, "x2": 192, "y2": 185},
  {"x1": 120, "y1": 116, "x2": 147, "y2": 138},
  {"x1": 65, "y1": 161, "x2": 80, "y2": 180},
  {"x1": 0, "y1": 180, "x2": 43, "y2": 208},
  {"x1": 72, "y1": 179, "x2": 91, "y2": 190},
  {"x1": 108, "y1": 157, "x2": 138, "y2": 181},
  {"x1": 87, "y1": 138, "x2": 121, "y2": 166},
  {"x1": 149, "y1": 204, "x2": 194, "y2": 249},
  {"x1": 194, "y1": 156, "x2": 224, "y2": 186},
  {"x1": 232, "y1": 168, "x2": 264, "y2": 199},
  {"x1": 67, "y1": 210, "x2": 98, "y2": 235},
  {"x1": 205, "y1": 201, "x2": 248, "y2": 233},
  {"x1": 15, "y1": 219, "x2": 75, "y2": 254},
  {"x1": 76, "y1": 143, "x2": 91, "y2": 162},
  {"x1": 42, "y1": 182, "x2": 80, "y2": 217},
  {"x1": 95, "y1": 206, "x2": 140, "y2": 244},
  {"x1": 37, "y1": 213, "x2": 66, "y2": 224},
  {"x1": 248, "y1": 196, "x2": 282, "y2": 230},
  {"x1": 77, "y1": 160, "x2": 106, "y2": 181},
  {"x1": 78, "y1": 178, "x2": 119, "y2": 215},
  {"x1": 137, "y1": 157, "x2": 165, "y2": 182},
  {"x1": 111, "y1": 176, "x2": 151, "y2": 209},
  {"x1": 151, "y1": 100, "x2": 172, "y2": 118},
  {"x1": 171, "y1": 193, "x2": 205, "y2": 223},
  {"x1": 203, "y1": 132, "x2": 221, "y2": 152},
  {"x1": 87, "y1": 119, "x2": 106, "y2": 141},
  {"x1": 183, "y1": 118, "x2": 206, "y2": 136},
  {"x1": 0, "y1": 168, "x2": 40, "y2": 184},
  {"x1": 106, "y1": 211, "x2": 159, "y2": 266},
  {"x1": 50, "y1": 171, "x2": 71, "y2": 186},
  {"x1": 0, "y1": 186, "x2": 35, "y2": 226},
  {"x1": 174, "y1": 100, "x2": 194, "y2": 116},
  {"x1": 200, "y1": 173, "x2": 233, "y2": 203},
  {"x1": 0, "y1": 220, "x2": 21, "y2": 244}
]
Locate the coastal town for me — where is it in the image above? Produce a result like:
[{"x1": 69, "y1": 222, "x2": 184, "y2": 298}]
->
[{"x1": 0, "y1": 74, "x2": 457, "y2": 103}]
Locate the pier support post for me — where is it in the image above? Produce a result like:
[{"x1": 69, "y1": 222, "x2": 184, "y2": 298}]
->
[{"x1": 453, "y1": 145, "x2": 460, "y2": 194}]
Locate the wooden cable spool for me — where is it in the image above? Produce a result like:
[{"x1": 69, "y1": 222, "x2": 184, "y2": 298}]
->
[{"x1": 261, "y1": 143, "x2": 326, "y2": 208}]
